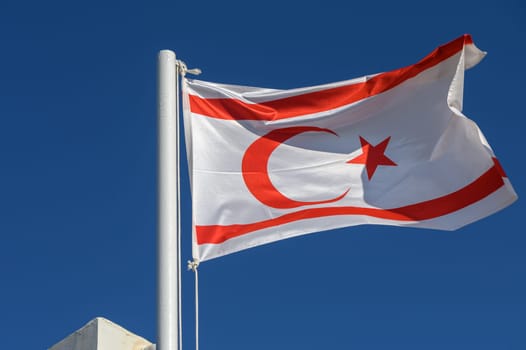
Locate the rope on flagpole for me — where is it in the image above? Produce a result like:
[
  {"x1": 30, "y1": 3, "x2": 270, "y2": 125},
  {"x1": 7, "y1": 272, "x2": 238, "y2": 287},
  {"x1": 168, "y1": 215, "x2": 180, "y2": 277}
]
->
[
  {"x1": 188, "y1": 259, "x2": 200, "y2": 350},
  {"x1": 176, "y1": 59, "x2": 200, "y2": 350},
  {"x1": 177, "y1": 60, "x2": 202, "y2": 77},
  {"x1": 174, "y1": 59, "x2": 184, "y2": 350}
]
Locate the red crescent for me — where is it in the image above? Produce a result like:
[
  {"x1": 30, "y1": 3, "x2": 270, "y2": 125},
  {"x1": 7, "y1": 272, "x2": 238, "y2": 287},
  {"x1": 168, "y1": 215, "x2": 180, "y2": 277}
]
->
[{"x1": 241, "y1": 126, "x2": 350, "y2": 209}]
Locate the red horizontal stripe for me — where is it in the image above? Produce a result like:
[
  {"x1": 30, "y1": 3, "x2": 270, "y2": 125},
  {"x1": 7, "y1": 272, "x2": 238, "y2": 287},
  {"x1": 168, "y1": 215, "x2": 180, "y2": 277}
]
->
[
  {"x1": 196, "y1": 163, "x2": 504, "y2": 245},
  {"x1": 189, "y1": 34, "x2": 473, "y2": 121}
]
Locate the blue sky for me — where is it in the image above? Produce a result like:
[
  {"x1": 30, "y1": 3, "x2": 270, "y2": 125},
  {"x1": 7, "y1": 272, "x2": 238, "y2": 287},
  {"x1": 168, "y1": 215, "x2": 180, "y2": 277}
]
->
[{"x1": 1, "y1": 0, "x2": 524, "y2": 349}]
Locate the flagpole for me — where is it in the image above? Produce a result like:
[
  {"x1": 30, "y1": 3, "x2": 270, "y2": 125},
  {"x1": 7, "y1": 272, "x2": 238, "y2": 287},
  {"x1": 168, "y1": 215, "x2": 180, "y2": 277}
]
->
[{"x1": 158, "y1": 49, "x2": 180, "y2": 350}]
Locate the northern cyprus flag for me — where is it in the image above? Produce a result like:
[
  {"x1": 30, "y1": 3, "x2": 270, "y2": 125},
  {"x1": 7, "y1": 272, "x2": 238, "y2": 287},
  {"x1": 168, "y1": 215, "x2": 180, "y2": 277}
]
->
[{"x1": 183, "y1": 35, "x2": 517, "y2": 262}]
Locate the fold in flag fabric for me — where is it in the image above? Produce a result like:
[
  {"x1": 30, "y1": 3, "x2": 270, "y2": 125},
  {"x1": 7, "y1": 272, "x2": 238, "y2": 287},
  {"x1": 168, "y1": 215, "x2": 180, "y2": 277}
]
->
[{"x1": 183, "y1": 34, "x2": 517, "y2": 262}]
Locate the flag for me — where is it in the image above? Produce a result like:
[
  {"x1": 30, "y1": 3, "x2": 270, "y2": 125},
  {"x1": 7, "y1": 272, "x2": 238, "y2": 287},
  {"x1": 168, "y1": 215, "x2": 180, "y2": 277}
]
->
[{"x1": 183, "y1": 34, "x2": 517, "y2": 262}]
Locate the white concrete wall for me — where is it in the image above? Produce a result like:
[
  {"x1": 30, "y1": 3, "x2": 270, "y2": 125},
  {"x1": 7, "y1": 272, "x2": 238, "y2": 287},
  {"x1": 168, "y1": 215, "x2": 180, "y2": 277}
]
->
[{"x1": 49, "y1": 317, "x2": 155, "y2": 350}]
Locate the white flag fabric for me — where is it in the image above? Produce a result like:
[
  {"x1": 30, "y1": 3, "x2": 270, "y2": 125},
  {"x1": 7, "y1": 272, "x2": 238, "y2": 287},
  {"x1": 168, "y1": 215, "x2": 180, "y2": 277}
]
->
[{"x1": 183, "y1": 35, "x2": 517, "y2": 262}]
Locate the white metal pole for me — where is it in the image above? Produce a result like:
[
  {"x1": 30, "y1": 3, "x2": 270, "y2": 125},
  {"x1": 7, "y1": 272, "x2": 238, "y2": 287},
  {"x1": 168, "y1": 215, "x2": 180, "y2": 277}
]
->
[{"x1": 158, "y1": 50, "x2": 180, "y2": 350}]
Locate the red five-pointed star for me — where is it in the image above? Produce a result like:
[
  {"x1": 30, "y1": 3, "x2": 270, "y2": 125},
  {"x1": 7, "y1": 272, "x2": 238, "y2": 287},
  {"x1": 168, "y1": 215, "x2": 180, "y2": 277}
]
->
[{"x1": 347, "y1": 136, "x2": 397, "y2": 180}]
